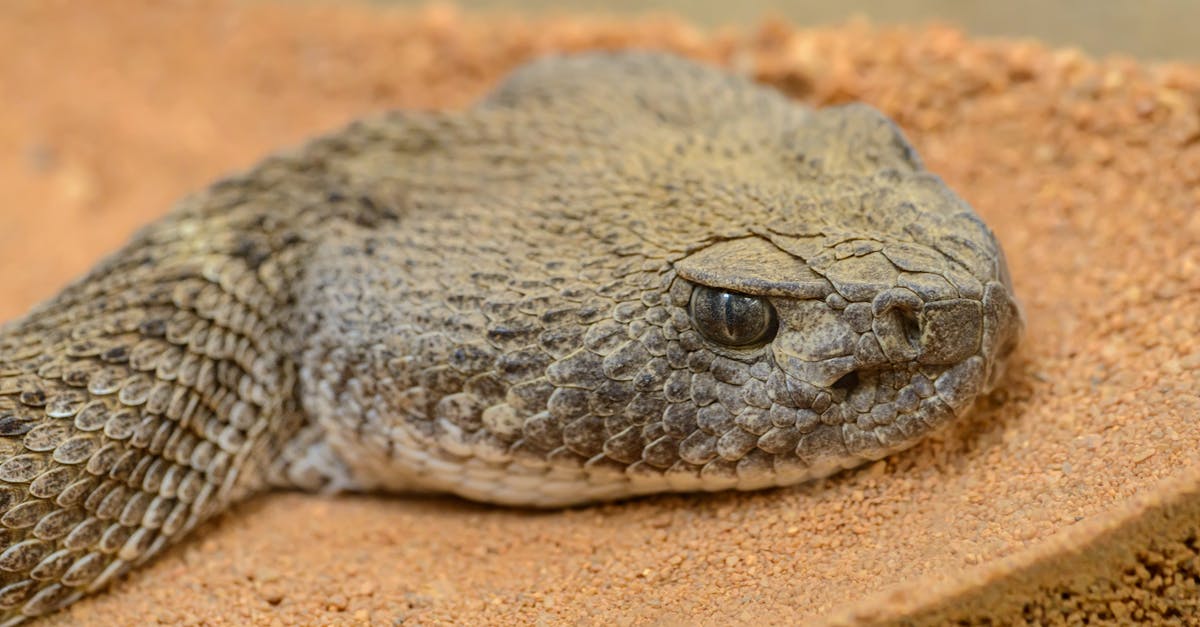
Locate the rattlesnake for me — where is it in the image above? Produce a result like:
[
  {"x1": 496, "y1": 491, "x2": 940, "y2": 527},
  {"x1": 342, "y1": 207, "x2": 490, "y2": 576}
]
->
[{"x1": 0, "y1": 52, "x2": 1020, "y2": 622}]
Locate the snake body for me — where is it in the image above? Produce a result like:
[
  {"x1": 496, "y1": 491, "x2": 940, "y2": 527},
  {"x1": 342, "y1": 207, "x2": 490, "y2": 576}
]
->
[{"x1": 0, "y1": 53, "x2": 1020, "y2": 622}]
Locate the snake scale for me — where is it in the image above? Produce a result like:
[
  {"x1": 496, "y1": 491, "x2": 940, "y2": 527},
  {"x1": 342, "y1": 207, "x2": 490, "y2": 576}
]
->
[{"x1": 0, "y1": 52, "x2": 1021, "y2": 622}]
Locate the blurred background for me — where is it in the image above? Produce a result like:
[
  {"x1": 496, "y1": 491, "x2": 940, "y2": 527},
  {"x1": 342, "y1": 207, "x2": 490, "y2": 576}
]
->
[{"x1": 377, "y1": 0, "x2": 1200, "y2": 61}]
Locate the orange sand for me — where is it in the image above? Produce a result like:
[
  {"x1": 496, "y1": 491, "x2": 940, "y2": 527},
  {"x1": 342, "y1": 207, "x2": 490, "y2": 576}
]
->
[{"x1": 2, "y1": 1, "x2": 1199, "y2": 625}]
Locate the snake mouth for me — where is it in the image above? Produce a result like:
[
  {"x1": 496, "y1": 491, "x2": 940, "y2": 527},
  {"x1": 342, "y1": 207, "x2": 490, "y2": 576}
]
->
[
  {"x1": 770, "y1": 360, "x2": 960, "y2": 468},
  {"x1": 813, "y1": 362, "x2": 943, "y2": 430}
]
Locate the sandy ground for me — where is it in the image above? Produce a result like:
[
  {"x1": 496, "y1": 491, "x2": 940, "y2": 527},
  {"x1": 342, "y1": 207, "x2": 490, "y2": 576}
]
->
[
  {"x1": 2, "y1": 0, "x2": 1199, "y2": 625},
  {"x1": 392, "y1": 0, "x2": 1200, "y2": 62}
]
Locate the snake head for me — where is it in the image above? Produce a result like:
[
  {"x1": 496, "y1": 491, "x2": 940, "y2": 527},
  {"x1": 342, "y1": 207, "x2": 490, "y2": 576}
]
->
[
  {"x1": 294, "y1": 53, "x2": 1022, "y2": 505},
  {"x1": 672, "y1": 130, "x2": 1022, "y2": 479}
]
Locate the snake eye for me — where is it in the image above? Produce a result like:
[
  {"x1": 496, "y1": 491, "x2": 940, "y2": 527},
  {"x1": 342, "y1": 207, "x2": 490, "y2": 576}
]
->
[{"x1": 688, "y1": 285, "x2": 778, "y2": 348}]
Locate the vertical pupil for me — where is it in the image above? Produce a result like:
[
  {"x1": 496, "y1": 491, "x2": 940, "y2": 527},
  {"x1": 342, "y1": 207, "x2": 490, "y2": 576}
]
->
[
  {"x1": 720, "y1": 291, "x2": 759, "y2": 342},
  {"x1": 689, "y1": 285, "x2": 775, "y2": 347},
  {"x1": 722, "y1": 291, "x2": 739, "y2": 340}
]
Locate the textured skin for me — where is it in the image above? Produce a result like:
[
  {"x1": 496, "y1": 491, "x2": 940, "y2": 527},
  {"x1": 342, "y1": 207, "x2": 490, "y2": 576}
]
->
[{"x1": 0, "y1": 53, "x2": 1020, "y2": 622}]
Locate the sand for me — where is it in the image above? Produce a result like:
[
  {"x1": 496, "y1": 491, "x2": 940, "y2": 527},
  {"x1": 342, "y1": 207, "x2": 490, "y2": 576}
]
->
[{"x1": 2, "y1": 1, "x2": 1199, "y2": 625}]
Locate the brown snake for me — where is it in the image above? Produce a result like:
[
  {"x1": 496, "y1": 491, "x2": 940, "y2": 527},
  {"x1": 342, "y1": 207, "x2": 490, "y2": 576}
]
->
[{"x1": 0, "y1": 52, "x2": 1021, "y2": 622}]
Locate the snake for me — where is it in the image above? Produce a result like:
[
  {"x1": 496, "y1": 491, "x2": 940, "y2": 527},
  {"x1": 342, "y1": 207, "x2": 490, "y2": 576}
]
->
[{"x1": 0, "y1": 52, "x2": 1021, "y2": 622}]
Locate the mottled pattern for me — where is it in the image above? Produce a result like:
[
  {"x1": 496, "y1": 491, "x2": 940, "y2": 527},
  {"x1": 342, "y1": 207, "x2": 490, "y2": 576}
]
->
[{"x1": 0, "y1": 52, "x2": 1019, "y2": 623}]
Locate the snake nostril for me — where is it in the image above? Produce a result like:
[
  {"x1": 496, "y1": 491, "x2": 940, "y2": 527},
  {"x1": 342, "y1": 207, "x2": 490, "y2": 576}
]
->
[
  {"x1": 897, "y1": 309, "x2": 921, "y2": 349},
  {"x1": 872, "y1": 288, "x2": 925, "y2": 362}
]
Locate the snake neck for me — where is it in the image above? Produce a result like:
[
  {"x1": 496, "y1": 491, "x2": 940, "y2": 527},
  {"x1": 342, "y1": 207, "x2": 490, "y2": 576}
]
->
[
  {"x1": 0, "y1": 149, "x2": 408, "y2": 617},
  {"x1": 0, "y1": 182, "x2": 313, "y2": 503}
]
